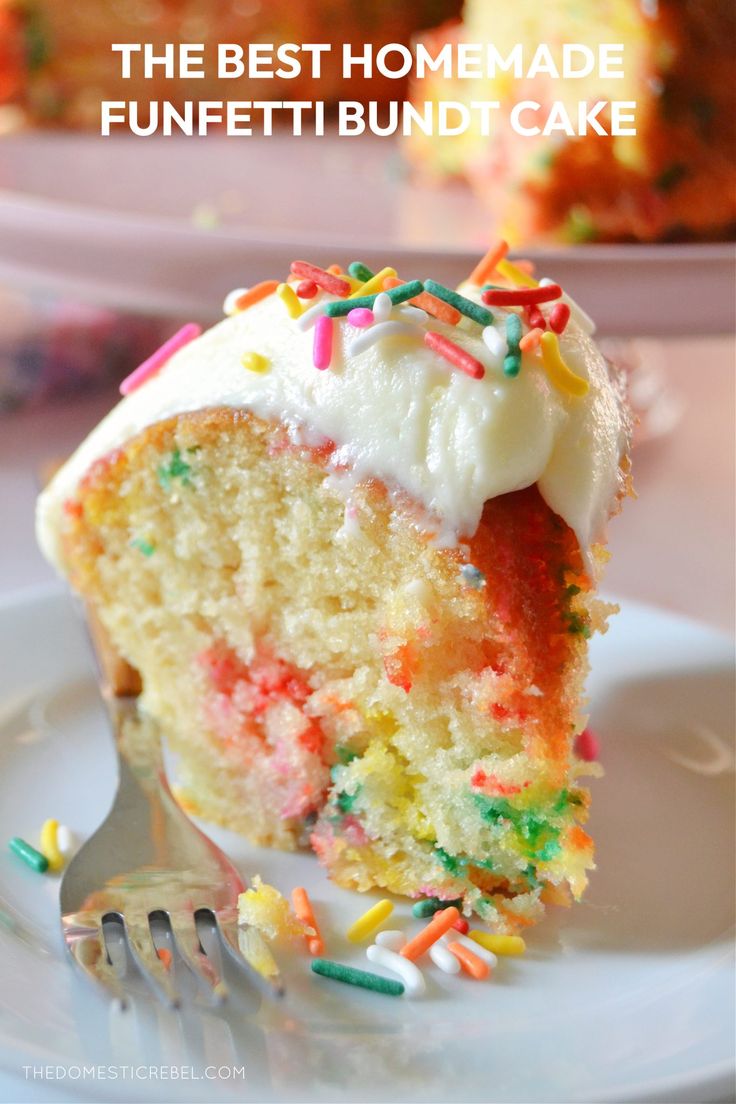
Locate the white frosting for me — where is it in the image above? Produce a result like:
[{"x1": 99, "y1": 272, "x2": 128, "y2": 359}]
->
[{"x1": 36, "y1": 284, "x2": 629, "y2": 569}]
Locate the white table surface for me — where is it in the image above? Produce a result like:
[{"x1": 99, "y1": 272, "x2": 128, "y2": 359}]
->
[{"x1": 1, "y1": 334, "x2": 734, "y2": 635}]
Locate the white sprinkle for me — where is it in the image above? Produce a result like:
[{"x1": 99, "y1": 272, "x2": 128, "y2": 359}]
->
[
  {"x1": 429, "y1": 940, "x2": 461, "y2": 974},
  {"x1": 482, "y1": 325, "x2": 506, "y2": 360},
  {"x1": 56, "y1": 824, "x2": 76, "y2": 856},
  {"x1": 223, "y1": 288, "x2": 248, "y2": 316},
  {"x1": 366, "y1": 944, "x2": 426, "y2": 997},
  {"x1": 348, "y1": 321, "x2": 418, "y2": 358},
  {"x1": 295, "y1": 301, "x2": 328, "y2": 331},
  {"x1": 375, "y1": 930, "x2": 407, "y2": 952},
  {"x1": 441, "y1": 932, "x2": 497, "y2": 969},
  {"x1": 396, "y1": 304, "x2": 429, "y2": 325},
  {"x1": 373, "y1": 292, "x2": 392, "y2": 322}
]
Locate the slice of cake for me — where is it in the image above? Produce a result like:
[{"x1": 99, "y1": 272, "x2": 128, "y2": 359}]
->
[{"x1": 37, "y1": 251, "x2": 631, "y2": 931}]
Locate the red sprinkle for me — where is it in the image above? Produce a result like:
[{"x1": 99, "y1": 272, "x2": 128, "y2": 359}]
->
[
  {"x1": 549, "y1": 302, "x2": 571, "y2": 334},
  {"x1": 452, "y1": 917, "x2": 469, "y2": 934},
  {"x1": 525, "y1": 304, "x2": 547, "y2": 331},
  {"x1": 296, "y1": 279, "x2": 318, "y2": 299},
  {"x1": 424, "y1": 331, "x2": 485, "y2": 380},
  {"x1": 575, "y1": 728, "x2": 599, "y2": 761},
  {"x1": 482, "y1": 284, "x2": 562, "y2": 307},
  {"x1": 290, "y1": 260, "x2": 351, "y2": 298}
]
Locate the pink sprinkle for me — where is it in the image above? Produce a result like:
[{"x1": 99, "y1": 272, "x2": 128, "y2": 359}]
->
[
  {"x1": 120, "y1": 323, "x2": 201, "y2": 395},
  {"x1": 296, "y1": 279, "x2": 318, "y2": 299},
  {"x1": 549, "y1": 302, "x2": 571, "y2": 334},
  {"x1": 575, "y1": 728, "x2": 599, "y2": 761},
  {"x1": 347, "y1": 307, "x2": 374, "y2": 328},
  {"x1": 313, "y1": 315, "x2": 333, "y2": 370},
  {"x1": 452, "y1": 917, "x2": 469, "y2": 934}
]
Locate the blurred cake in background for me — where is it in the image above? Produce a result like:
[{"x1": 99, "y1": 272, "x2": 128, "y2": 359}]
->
[
  {"x1": 3, "y1": 0, "x2": 461, "y2": 128},
  {"x1": 408, "y1": 0, "x2": 736, "y2": 243}
]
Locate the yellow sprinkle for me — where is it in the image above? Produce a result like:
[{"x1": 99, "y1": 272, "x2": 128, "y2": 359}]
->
[
  {"x1": 349, "y1": 267, "x2": 397, "y2": 299},
  {"x1": 276, "y1": 282, "x2": 303, "y2": 319},
  {"x1": 540, "y1": 332, "x2": 590, "y2": 397},
  {"x1": 40, "y1": 818, "x2": 64, "y2": 873},
  {"x1": 469, "y1": 931, "x2": 526, "y2": 956},
  {"x1": 241, "y1": 352, "x2": 270, "y2": 374},
  {"x1": 346, "y1": 898, "x2": 394, "y2": 942},
  {"x1": 496, "y1": 258, "x2": 538, "y2": 288}
]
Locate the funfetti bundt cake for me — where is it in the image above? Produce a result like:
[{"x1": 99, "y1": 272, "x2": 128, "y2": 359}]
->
[{"x1": 37, "y1": 249, "x2": 631, "y2": 931}]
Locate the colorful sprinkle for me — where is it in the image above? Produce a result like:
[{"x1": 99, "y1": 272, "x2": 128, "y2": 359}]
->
[
  {"x1": 540, "y1": 332, "x2": 590, "y2": 397},
  {"x1": 349, "y1": 320, "x2": 417, "y2": 357},
  {"x1": 525, "y1": 304, "x2": 547, "y2": 331},
  {"x1": 366, "y1": 944, "x2": 426, "y2": 998},
  {"x1": 452, "y1": 917, "x2": 470, "y2": 934},
  {"x1": 574, "y1": 728, "x2": 600, "y2": 761},
  {"x1": 519, "y1": 327, "x2": 544, "y2": 352},
  {"x1": 424, "y1": 331, "x2": 485, "y2": 381},
  {"x1": 483, "y1": 284, "x2": 562, "y2": 308},
  {"x1": 445, "y1": 931, "x2": 497, "y2": 968},
  {"x1": 348, "y1": 261, "x2": 375, "y2": 283},
  {"x1": 384, "y1": 277, "x2": 462, "y2": 326},
  {"x1": 234, "y1": 280, "x2": 280, "y2": 312},
  {"x1": 9, "y1": 836, "x2": 48, "y2": 874},
  {"x1": 504, "y1": 314, "x2": 523, "y2": 378},
  {"x1": 467, "y1": 240, "x2": 510, "y2": 287},
  {"x1": 375, "y1": 930, "x2": 407, "y2": 952},
  {"x1": 460, "y1": 564, "x2": 486, "y2": 589},
  {"x1": 326, "y1": 263, "x2": 344, "y2": 275},
  {"x1": 349, "y1": 266, "x2": 397, "y2": 299},
  {"x1": 372, "y1": 291, "x2": 392, "y2": 322},
  {"x1": 130, "y1": 537, "x2": 155, "y2": 557},
  {"x1": 429, "y1": 939, "x2": 461, "y2": 974},
  {"x1": 56, "y1": 825, "x2": 75, "y2": 856},
  {"x1": 223, "y1": 287, "x2": 248, "y2": 315},
  {"x1": 347, "y1": 307, "x2": 374, "y2": 327},
  {"x1": 292, "y1": 886, "x2": 324, "y2": 956},
  {"x1": 296, "y1": 279, "x2": 318, "y2": 299},
  {"x1": 346, "y1": 899, "x2": 394, "y2": 943},
  {"x1": 296, "y1": 302, "x2": 328, "y2": 331},
  {"x1": 313, "y1": 315, "x2": 334, "y2": 370},
  {"x1": 468, "y1": 931, "x2": 526, "y2": 956},
  {"x1": 446, "y1": 940, "x2": 489, "y2": 980},
  {"x1": 482, "y1": 325, "x2": 506, "y2": 360},
  {"x1": 276, "y1": 282, "x2": 303, "y2": 319},
  {"x1": 39, "y1": 818, "x2": 64, "y2": 872},
  {"x1": 241, "y1": 352, "x2": 270, "y2": 374},
  {"x1": 412, "y1": 897, "x2": 457, "y2": 919},
  {"x1": 496, "y1": 258, "x2": 539, "y2": 288},
  {"x1": 311, "y1": 958, "x2": 404, "y2": 996},
  {"x1": 120, "y1": 323, "x2": 201, "y2": 396},
  {"x1": 291, "y1": 261, "x2": 351, "y2": 298},
  {"x1": 156, "y1": 947, "x2": 173, "y2": 970},
  {"x1": 400, "y1": 906, "x2": 460, "y2": 961},
  {"x1": 423, "y1": 279, "x2": 493, "y2": 327},
  {"x1": 549, "y1": 302, "x2": 571, "y2": 334}
]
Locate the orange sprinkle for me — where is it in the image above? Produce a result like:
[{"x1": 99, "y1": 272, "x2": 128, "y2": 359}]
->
[
  {"x1": 292, "y1": 886, "x2": 324, "y2": 956},
  {"x1": 383, "y1": 276, "x2": 461, "y2": 326},
  {"x1": 568, "y1": 825, "x2": 593, "y2": 851},
  {"x1": 234, "y1": 280, "x2": 279, "y2": 312},
  {"x1": 400, "y1": 906, "x2": 459, "y2": 961},
  {"x1": 326, "y1": 264, "x2": 343, "y2": 275},
  {"x1": 447, "y1": 940, "x2": 489, "y2": 980},
  {"x1": 519, "y1": 327, "x2": 544, "y2": 352},
  {"x1": 156, "y1": 947, "x2": 173, "y2": 970},
  {"x1": 467, "y1": 240, "x2": 509, "y2": 287}
]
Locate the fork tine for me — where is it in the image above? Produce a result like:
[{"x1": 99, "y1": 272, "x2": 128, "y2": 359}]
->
[
  {"x1": 63, "y1": 919, "x2": 127, "y2": 1009},
  {"x1": 124, "y1": 914, "x2": 181, "y2": 1009},
  {"x1": 169, "y1": 914, "x2": 228, "y2": 1003},
  {"x1": 215, "y1": 912, "x2": 286, "y2": 999}
]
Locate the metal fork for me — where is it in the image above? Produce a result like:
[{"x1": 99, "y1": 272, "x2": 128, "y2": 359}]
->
[{"x1": 60, "y1": 615, "x2": 285, "y2": 1009}]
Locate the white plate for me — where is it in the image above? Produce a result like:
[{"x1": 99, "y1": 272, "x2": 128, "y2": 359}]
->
[
  {"x1": 0, "y1": 132, "x2": 733, "y2": 334},
  {"x1": 0, "y1": 585, "x2": 734, "y2": 1104}
]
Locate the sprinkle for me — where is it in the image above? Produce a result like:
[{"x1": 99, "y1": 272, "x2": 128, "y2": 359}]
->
[
  {"x1": 396, "y1": 305, "x2": 429, "y2": 324},
  {"x1": 483, "y1": 284, "x2": 562, "y2": 307},
  {"x1": 39, "y1": 818, "x2": 64, "y2": 872},
  {"x1": 313, "y1": 316, "x2": 334, "y2": 370},
  {"x1": 400, "y1": 906, "x2": 460, "y2": 961},
  {"x1": 482, "y1": 325, "x2": 506, "y2": 359},
  {"x1": 525, "y1": 305, "x2": 547, "y2": 331},
  {"x1": 452, "y1": 917, "x2": 470, "y2": 934},
  {"x1": 9, "y1": 836, "x2": 48, "y2": 874},
  {"x1": 56, "y1": 825, "x2": 75, "y2": 856},
  {"x1": 540, "y1": 332, "x2": 589, "y2": 397},
  {"x1": 384, "y1": 277, "x2": 461, "y2": 326},
  {"x1": 423, "y1": 279, "x2": 493, "y2": 327},
  {"x1": 412, "y1": 897, "x2": 456, "y2": 919},
  {"x1": 325, "y1": 296, "x2": 375, "y2": 317},
  {"x1": 349, "y1": 321, "x2": 417, "y2": 358},
  {"x1": 519, "y1": 327, "x2": 544, "y2": 352},
  {"x1": 367, "y1": 944, "x2": 426, "y2": 998},
  {"x1": 234, "y1": 280, "x2": 280, "y2": 312},
  {"x1": 467, "y1": 240, "x2": 509, "y2": 286},
  {"x1": 496, "y1": 258, "x2": 538, "y2": 288},
  {"x1": 424, "y1": 332, "x2": 485, "y2": 381},
  {"x1": 375, "y1": 930, "x2": 407, "y2": 952},
  {"x1": 346, "y1": 899, "x2": 394, "y2": 942},
  {"x1": 574, "y1": 728, "x2": 599, "y2": 761},
  {"x1": 130, "y1": 537, "x2": 155, "y2": 557},
  {"x1": 296, "y1": 302, "x2": 328, "y2": 331},
  {"x1": 446, "y1": 940, "x2": 489, "y2": 980},
  {"x1": 120, "y1": 323, "x2": 201, "y2": 395},
  {"x1": 326, "y1": 263, "x2": 343, "y2": 275},
  {"x1": 156, "y1": 947, "x2": 173, "y2": 970},
  {"x1": 429, "y1": 940, "x2": 461, "y2": 974},
  {"x1": 372, "y1": 292, "x2": 392, "y2": 322},
  {"x1": 348, "y1": 261, "x2": 375, "y2": 283},
  {"x1": 549, "y1": 302, "x2": 571, "y2": 334},
  {"x1": 460, "y1": 564, "x2": 486, "y2": 589},
  {"x1": 504, "y1": 314, "x2": 523, "y2": 378},
  {"x1": 469, "y1": 931, "x2": 526, "y2": 956},
  {"x1": 291, "y1": 887, "x2": 324, "y2": 956},
  {"x1": 444, "y1": 931, "x2": 497, "y2": 968},
  {"x1": 296, "y1": 279, "x2": 318, "y2": 299},
  {"x1": 276, "y1": 282, "x2": 303, "y2": 319},
  {"x1": 349, "y1": 266, "x2": 397, "y2": 299},
  {"x1": 223, "y1": 287, "x2": 249, "y2": 315},
  {"x1": 311, "y1": 958, "x2": 404, "y2": 996},
  {"x1": 291, "y1": 261, "x2": 351, "y2": 298},
  {"x1": 347, "y1": 308, "x2": 374, "y2": 327},
  {"x1": 539, "y1": 279, "x2": 596, "y2": 334},
  {"x1": 241, "y1": 352, "x2": 270, "y2": 374}
]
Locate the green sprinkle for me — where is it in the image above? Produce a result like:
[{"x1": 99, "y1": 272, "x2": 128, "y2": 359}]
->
[
  {"x1": 348, "y1": 261, "x2": 375, "y2": 283},
  {"x1": 130, "y1": 537, "x2": 155, "y2": 557},
  {"x1": 157, "y1": 448, "x2": 193, "y2": 491},
  {"x1": 524, "y1": 863, "x2": 541, "y2": 889},
  {"x1": 536, "y1": 839, "x2": 562, "y2": 862},
  {"x1": 325, "y1": 296, "x2": 376, "y2": 317},
  {"x1": 423, "y1": 279, "x2": 493, "y2": 327},
  {"x1": 9, "y1": 837, "x2": 48, "y2": 874},
  {"x1": 504, "y1": 314, "x2": 522, "y2": 377},
  {"x1": 412, "y1": 896, "x2": 462, "y2": 918},
  {"x1": 433, "y1": 845, "x2": 463, "y2": 875},
  {"x1": 334, "y1": 744, "x2": 358, "y2": 765},
  {"x1": 385, "y1": 280, "x2": 424, "y2": 305},
  {"x1": 311, "y1": 958, "x2": 404, "y2": 996},
  {"x1": 337, "y1": 785, "x2": 361, "y2": 813}
]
